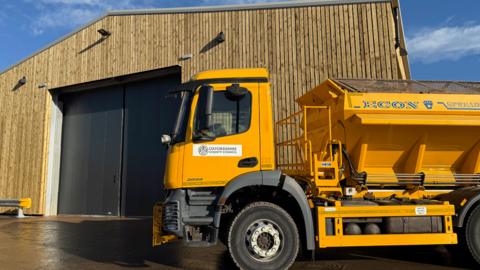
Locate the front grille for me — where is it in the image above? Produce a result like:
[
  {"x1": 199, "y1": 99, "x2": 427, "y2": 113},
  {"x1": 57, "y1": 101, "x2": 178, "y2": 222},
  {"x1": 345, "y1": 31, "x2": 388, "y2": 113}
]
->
[{"x1": 163, "y1": 202, "x2": 180, "y2": 232}]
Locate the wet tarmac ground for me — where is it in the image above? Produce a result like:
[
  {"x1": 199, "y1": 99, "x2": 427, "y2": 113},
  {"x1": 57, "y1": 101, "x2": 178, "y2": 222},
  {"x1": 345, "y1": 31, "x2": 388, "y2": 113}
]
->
[{"x1": 0, "y1": 216, "x2": 475, "y2": 270}]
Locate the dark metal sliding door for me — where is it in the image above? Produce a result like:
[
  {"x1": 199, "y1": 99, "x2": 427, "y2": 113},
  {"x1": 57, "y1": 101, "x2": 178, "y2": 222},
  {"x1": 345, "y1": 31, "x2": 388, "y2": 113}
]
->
[
  {"x1": 58, "y1": 72, "x2": 181, "y2": 216},
  {"x1": 58, "y1": 86, "x2": 123, "y2": 215},
  {"x1": 121, "y1": 74, "x2": 181, "y2": 216}
]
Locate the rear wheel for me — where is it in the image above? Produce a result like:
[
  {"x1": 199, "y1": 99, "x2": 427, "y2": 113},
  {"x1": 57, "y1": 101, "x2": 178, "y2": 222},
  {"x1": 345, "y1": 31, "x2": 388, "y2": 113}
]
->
[
  {"x1": 464, "y1": 204, "x2": 480, "y2": 264},
  {"x1": 228, "y1": 201, "x2": 299, "y2": 270}
]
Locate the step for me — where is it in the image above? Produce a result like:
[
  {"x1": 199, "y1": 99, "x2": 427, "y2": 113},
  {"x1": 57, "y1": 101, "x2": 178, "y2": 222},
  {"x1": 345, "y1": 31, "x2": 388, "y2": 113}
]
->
[{"x1": 183, "y1": 216, "x2": 214, "y2": 225}]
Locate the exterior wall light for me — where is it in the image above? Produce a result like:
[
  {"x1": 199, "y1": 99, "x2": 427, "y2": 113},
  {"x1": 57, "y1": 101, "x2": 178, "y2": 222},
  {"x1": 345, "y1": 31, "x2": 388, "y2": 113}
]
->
[
  {"x1": 97, "y1": 28, "x2": 111, "y2": 37},
  {"x1": 18, "y1": 76, "x2": 27, "y2": 85},
  {"x1": 12, "y1": 76, "x2": 27, "y2": 91},
  {"x1": 179, "y1": 54, "x2": 193, "y2": 61},
  {"x1": 215, "y1": 31, "x2": 225, "y2": 43}
]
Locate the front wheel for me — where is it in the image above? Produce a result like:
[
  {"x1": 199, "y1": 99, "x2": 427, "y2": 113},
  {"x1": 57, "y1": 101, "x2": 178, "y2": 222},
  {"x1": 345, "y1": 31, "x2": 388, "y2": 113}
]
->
[{"x1": 228, "y1": 201, "x2": 299, "y2": 270}]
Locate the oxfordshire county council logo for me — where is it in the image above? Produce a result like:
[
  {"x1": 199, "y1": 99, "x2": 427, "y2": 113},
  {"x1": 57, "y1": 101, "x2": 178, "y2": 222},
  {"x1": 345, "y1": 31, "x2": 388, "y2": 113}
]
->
[
  {"x1": 198, "y1": 145, "x2": 209, "y2": 156},
  {"x1": 423, "y1": 100, "x2": 433, "y2": 110}
]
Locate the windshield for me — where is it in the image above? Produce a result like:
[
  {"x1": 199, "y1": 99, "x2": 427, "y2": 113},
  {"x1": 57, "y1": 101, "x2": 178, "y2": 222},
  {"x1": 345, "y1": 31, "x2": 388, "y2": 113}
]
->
[
  {"x1": 169, "y1": 79, "x2": 259, "y2": 144},
  {"x1": 193, "y1": 90, "x2": 252, "y2": 138}
]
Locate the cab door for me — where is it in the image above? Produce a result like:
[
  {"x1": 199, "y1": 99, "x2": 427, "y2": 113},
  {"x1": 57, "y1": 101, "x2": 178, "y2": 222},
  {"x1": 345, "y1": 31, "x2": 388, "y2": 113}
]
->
[{"x1": 182, "y1": 83, "x2": 260, "y2": 187}]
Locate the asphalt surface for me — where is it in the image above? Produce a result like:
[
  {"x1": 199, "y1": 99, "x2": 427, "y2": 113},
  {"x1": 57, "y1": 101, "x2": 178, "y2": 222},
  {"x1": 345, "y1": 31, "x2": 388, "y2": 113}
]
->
[{"x1": 0, "y1": 216, "x2": 475, "y2": 270}]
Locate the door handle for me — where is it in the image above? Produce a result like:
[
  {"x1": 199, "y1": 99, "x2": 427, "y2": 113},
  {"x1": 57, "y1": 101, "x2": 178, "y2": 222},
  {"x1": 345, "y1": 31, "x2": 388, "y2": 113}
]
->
[
  {"x1": 113, "y1": 174, "x2": 117, "y2": 184},
  {"x1": 238, "y1": 157, "x2": 258, "y2": 168}
]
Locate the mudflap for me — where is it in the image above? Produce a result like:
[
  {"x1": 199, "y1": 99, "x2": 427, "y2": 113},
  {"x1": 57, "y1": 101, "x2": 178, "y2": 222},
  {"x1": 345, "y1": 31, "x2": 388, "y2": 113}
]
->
[{"x1": 152, "y1": 202, "x2": 177, "y2": 246}]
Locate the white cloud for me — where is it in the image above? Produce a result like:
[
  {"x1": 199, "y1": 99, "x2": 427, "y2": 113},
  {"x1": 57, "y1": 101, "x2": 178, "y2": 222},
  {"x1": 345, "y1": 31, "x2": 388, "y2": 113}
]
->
[
  {"x1": 407, "y1": 24, "x2": 480, "y2": 63},
  {"x1": 27, "y1": 0, "x2": 158, "y2": 35},
  {"x1": 37, "y1": 0, "x2": 103, "y2": 5},
  {"x1": 27, "y1": 0, "x2": 286, "y2": 35},
  {"x1": 35, "y1": 0, "x2": 144, "y2": 9},
  {"x1": 32, "y1": 7, "x2": 99, "y2": 35}
]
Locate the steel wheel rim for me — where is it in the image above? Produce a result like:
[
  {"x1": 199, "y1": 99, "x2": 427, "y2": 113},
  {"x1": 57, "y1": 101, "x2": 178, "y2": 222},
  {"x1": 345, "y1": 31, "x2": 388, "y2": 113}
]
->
[{"x1": 244, "y1": 219, "x2": 283, "y2": 262}]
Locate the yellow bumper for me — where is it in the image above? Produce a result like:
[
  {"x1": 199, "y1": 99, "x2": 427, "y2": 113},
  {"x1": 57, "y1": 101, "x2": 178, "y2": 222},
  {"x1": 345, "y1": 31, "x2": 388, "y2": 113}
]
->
[{"x1": 152, "y1": 202, "x2": 177, "y2": 246}]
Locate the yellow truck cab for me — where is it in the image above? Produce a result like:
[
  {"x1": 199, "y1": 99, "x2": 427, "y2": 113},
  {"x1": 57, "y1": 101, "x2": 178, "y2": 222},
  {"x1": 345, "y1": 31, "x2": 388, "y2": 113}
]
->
[{"x1": 154, "y1": 68, "x2": 480, "y2": 270}]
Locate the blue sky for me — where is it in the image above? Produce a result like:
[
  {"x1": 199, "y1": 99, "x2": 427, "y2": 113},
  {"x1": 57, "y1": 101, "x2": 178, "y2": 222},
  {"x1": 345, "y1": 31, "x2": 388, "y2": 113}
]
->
[{"x1": 0, "y1": 0, "x2": 478, "y2": 81}]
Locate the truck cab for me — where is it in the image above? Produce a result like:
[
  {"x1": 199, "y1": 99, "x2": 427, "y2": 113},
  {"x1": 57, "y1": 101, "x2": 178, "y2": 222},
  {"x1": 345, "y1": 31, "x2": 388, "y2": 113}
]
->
[{"x1": 163, "y1": 68, "x2": 275, "y2": 190}]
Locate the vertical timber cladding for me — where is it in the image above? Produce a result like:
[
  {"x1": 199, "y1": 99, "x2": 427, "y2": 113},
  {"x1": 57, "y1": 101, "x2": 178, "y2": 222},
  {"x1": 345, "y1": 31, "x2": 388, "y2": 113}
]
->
[{"x1": 0, "y1": 0, "x2": 408, "y2": 214}]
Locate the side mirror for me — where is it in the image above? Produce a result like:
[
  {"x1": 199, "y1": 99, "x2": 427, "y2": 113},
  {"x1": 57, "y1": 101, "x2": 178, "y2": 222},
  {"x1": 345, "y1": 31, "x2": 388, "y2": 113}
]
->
[
  {"x1": 194, "y1": 85, "x2": 215, "y2": 141},
  {"x1": 161, "y1": 134, "x2": 171, "y2": 145}
]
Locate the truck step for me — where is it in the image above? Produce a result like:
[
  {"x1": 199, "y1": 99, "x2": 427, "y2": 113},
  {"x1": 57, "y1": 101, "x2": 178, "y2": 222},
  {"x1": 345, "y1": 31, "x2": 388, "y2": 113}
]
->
[
  {"x1": 188, "y1": 190, "x2": 215, "y2": 196},
  {"x1": 189, "y1": 196, "x2": 217, "y2": 205},
  {"x1": 183, "y1": 216, "x2": 214, "y2": 225},
  {"x1": 188, "y1": 190, "x2": 217, "y2": 205},
  {"x1": 190, "y1": 195, "x2": 216, "y2": 201}
]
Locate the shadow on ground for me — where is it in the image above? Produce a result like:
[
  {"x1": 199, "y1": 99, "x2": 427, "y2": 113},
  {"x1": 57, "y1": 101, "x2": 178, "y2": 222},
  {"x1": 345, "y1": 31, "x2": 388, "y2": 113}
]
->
[{"x1": 0, "y1": 216, "x2": 475, "y2": 270}]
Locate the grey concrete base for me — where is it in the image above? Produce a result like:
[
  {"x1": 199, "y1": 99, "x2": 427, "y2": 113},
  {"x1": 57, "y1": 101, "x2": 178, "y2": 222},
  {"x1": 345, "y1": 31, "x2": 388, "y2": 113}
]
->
[{"x1": 0, "y1": 216, "x2": 470, "y2": 270}]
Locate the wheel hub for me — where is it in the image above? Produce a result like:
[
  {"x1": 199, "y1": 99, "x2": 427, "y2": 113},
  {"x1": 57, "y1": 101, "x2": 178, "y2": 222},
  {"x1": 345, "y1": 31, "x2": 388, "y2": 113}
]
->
[
  {"x1": 257, "y1": 232, "x2": 274, "y2": 250},
  {"x1": 245, "y1": 220, "x2": 282, "y2": 260}
]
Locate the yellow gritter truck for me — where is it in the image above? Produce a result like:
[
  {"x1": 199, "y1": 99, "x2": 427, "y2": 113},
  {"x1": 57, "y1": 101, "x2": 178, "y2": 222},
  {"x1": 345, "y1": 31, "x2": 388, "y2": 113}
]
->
[{"x1": 153, "y1": 68, "x2": 480, "y2": 269}]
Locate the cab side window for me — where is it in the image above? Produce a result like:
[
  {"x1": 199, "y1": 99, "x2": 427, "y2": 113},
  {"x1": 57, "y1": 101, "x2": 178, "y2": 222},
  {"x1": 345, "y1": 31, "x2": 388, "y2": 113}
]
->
[{"x1": 194, "y1": 90, "x2": 252, "y2": 138}]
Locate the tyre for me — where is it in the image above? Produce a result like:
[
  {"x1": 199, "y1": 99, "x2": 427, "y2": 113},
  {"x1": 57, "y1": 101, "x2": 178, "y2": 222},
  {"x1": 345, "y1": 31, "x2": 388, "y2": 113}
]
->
[
  {"x1": 228, "y1": 201, "x2": 299, "y2": 270},
  {"x1": 464, "y1": 204, "x2": 480, "y2": 264}
]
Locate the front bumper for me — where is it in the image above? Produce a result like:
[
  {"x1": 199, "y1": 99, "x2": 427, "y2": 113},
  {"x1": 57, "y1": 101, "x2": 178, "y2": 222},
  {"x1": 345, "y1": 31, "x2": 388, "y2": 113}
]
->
[
  {"x1": 152, "y1": 202, "x2": 178, "y2": 246},
  {"x1": 152, "y1": 189, "x2": 219, "y2": 247}
]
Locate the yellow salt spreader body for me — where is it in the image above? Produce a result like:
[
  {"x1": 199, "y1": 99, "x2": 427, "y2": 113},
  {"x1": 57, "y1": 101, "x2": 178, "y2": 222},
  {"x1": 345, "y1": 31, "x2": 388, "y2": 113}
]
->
[{"x1": 277, "y1": 79, "x2": 480, "y2": 250}]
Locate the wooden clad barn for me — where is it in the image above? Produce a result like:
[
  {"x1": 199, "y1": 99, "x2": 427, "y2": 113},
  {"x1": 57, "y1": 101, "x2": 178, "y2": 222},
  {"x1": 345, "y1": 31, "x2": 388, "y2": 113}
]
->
[{"x1": 0, "y1": 0, "x2": 409, "y2": 215}]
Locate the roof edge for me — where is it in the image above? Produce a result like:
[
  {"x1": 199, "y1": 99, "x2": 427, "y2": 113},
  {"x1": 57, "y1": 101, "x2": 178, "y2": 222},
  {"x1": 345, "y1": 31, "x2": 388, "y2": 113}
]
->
[
  {"x1": 0, "y1": 0, "x2": 390, "y2": 75},
  {"x1": 108, "y1": 0, "x2": 389, "y2": 15}
]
